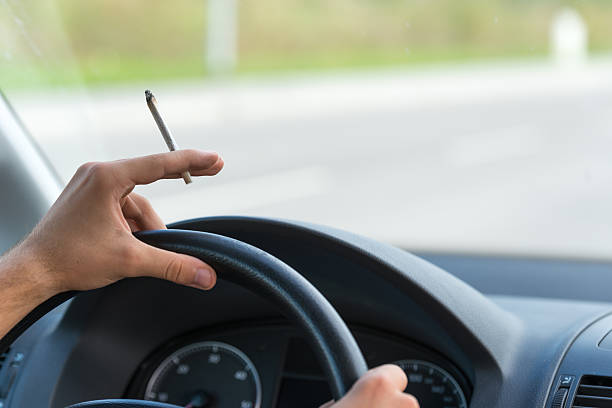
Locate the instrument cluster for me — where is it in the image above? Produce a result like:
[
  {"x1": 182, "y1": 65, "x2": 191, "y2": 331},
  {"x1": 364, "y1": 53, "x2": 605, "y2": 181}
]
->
[{"x1": 127, "y1": 324, "x2": 471, "y2": 408}]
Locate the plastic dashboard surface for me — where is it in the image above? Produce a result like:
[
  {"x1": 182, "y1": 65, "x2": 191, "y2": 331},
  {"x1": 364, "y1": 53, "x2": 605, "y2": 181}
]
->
[{"x1": 3, "y1": 216, "x2": 612, "y2": 408}]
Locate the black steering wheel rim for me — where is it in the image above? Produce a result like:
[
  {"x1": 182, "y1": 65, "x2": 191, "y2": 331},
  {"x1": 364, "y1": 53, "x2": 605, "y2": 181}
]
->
[
  {"x1": 1, "y1": 229, "x2": 368, "y2": 408},
  {"x1": 135, "y1": 229, "x2": 367, "y2": 400}
]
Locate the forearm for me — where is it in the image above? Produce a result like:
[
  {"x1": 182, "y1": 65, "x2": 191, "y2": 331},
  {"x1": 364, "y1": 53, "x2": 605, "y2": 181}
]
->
[
  {"x1": 0, "y1": 244, "x2": 56, "y2": 339},
  {"x1": 0, "y1": 150, "x2": 222, "y2": 341}
]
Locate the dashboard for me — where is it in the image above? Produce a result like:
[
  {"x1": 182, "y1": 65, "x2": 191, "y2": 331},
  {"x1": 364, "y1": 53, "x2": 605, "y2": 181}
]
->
[
  {"x1": 3, "y1": 216, "x2": 612, "y2": 408},
  {"x1": 125, "y1": 324, "x2": 470, "y2": 408}
]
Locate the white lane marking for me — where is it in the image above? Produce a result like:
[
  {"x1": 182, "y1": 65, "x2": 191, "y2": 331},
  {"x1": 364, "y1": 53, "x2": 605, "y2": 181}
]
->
[{"x1": 150, "y1": 165, "x2": 333, "y2": 221}]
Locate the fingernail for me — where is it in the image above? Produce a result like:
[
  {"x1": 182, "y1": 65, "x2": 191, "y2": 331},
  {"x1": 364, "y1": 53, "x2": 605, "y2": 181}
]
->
[{"x1": 194, "y1": 267, "x2": 215, "y2": 289}]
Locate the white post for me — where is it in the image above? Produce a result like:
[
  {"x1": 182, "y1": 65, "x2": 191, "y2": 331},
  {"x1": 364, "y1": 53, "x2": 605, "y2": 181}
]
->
[
  {"x1": 206, "y1": 0, "x2": 238, "y2": 75},
  {"x1": 550, "y1": 7, "x2": 588, "y2": 67}
]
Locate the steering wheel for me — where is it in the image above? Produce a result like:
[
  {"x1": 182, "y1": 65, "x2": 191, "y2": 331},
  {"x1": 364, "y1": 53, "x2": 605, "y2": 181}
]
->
[{"x1": 2, "y1": 229, "x2": 368, "y2": 408}]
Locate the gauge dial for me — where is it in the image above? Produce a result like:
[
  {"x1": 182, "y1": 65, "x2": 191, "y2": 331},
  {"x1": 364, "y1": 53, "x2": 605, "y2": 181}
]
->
[
  {"x1": 394, "y1": 360, "x2": 468, "y2": 408},
  {"x1": 145, "y1": 341, "x2": 262, "y2": 408}
]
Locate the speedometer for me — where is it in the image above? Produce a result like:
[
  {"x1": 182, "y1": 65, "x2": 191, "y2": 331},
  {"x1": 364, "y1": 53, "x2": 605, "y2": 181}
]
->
[
  {"x1": 144, "y1": 341, "x2": 262, "y2": 408},
  {"x1": 394, "y1": 360, "x2": 468, "y2": 408}
]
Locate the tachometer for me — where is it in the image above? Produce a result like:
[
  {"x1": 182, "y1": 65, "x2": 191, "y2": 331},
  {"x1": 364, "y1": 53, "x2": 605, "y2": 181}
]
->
[
  {"x1": 144, "y1": 341, "x2": 262, "y2": 408},
  {"x1": 394, "y1": 360, "x2": 468, "y2": 408}
]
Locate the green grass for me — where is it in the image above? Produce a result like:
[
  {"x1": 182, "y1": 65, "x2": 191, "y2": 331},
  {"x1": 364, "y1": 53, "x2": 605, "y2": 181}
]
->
[
  {"x1": 1, "y1": 46, "x2": 552, "y2": 90},
  {"x1": 2, "y1": 0, "x2": 612, "y2": 89},
  {"x1": 238, "y1": 46, "x2": 549, "y2": 74}
]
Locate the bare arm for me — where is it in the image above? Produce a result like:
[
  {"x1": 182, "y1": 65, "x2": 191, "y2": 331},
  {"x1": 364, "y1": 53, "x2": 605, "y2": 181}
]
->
[
  {"x1": 0, "y1": 149, "x2": 419, "y2": 407},
  {"x1": 0, "y1": 149, "x2": 223, "y2": 338}
]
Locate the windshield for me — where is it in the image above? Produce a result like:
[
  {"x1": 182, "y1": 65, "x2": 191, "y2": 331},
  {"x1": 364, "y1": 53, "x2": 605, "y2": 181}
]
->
[{"x1": 2, "y1": 0, "x2": 611, "y2": 258}]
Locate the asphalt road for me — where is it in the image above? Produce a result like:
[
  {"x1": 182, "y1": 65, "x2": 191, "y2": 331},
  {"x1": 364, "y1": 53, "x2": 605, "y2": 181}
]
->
[{"x1": 10, "y1": 58, "x2": 612, "y2": 259}]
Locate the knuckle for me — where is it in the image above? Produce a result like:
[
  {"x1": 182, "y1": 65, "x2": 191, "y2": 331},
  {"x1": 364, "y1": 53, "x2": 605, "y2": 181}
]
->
[
  {"x1": 152, "y1": 152, "x2": 167, "y2": 165},
  {"x1": 88, "y1": 162, "x2": 106, "y2": 175},
  {"x1": 77, "y1": 161, "x2": 98, "y2": 175},
  {"x1": 163, "y1": 257, "x2": 186, "y2": 284},
  {"x1": 138, "y1": 195, "x2": 154, "y2": 210},
  {"x1": 360, "y1": 370, "x2": 395, "y2": 396},
  {"x1": 174, "y1": 149, "x2": 194, "y2": 165},
  {"x1": 182, "y1": 148, "x2": 198, "y2": 157},
  {"x1": 150, "y1": 154, "x2": 169, "y2": 177},
  {"x1": 79, "y1": 161, "x2": 110, "y2": 183}
]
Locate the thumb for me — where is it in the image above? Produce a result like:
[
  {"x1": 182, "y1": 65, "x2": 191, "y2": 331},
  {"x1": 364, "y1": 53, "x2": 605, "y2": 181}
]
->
[{"x1": 131, "y1": 243, "x2": 217, "y2": 290}]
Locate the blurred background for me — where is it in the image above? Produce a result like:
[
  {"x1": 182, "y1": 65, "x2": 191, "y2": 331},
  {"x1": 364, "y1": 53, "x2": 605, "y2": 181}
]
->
[{"x1": 2, "y1": 0, "x2": 612, "y2": 258}]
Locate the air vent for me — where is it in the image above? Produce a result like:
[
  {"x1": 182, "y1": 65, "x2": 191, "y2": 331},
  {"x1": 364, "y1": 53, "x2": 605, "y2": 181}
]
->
[{"x1": 572, "y1": 375, "x2": 612, "y2": 407}]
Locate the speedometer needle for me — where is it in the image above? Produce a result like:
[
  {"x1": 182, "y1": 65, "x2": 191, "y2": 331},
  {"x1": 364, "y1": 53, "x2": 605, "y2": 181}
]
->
[{"x1": 185, "y1": 391, "x2": 210, "y2": 408}]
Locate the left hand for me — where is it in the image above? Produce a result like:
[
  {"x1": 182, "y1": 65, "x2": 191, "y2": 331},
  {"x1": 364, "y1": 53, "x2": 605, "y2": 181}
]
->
[
  {"x1": 25, "y1": 149, "x2": 224, "y2": 293},
  {"x1": 0, "y1": 149, "x2": 223, "y2": 338}
]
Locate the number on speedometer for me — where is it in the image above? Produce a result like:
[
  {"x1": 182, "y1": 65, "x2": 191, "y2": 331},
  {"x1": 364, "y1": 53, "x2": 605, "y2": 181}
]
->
[{"x1": 394, "y1": 360, "x2": 468, "y2": 408}]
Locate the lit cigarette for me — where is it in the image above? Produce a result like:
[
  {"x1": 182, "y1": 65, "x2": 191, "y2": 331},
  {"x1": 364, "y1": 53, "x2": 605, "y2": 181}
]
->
[{"x1": 145, "y1": 89, "x2": 192, "y2": 184}]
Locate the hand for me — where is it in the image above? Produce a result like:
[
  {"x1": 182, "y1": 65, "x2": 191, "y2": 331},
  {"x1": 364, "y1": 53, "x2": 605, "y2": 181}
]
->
[
  {"x1": 0, "y1": 149, "x2": 223, "y2": 338},
  {"x1": 320, "y1": 365, "x2": 419, "y2": 408}
]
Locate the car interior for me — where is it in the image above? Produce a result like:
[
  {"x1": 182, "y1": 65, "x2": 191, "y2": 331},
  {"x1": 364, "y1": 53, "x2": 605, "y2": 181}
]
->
[{"x1": 2, "y1": 2, "x2": 612, "y2": 408}]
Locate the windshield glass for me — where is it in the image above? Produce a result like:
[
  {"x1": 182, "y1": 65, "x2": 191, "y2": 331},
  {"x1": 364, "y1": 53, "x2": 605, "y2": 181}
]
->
[{"x1": 2, "y1": 0, "x2": 612, "y2": 258}]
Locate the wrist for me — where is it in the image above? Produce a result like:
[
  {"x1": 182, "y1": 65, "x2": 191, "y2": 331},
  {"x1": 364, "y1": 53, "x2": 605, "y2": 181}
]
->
[
  {"x1": 0, "y1": 241, "x2": 60, "y2": 303},
  {"x1": 0, "y1": 243, "x2": 59, "y2": 339}
]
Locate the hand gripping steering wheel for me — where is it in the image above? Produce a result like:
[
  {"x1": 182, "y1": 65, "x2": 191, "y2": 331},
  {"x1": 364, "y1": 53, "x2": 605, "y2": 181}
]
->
[{"x1": 50, "y1": 229, "x2": 368, "y2": 407}]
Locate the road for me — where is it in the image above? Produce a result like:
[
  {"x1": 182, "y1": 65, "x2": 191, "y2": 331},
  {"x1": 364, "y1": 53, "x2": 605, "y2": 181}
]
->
[{"x1": 9, "y1": 58, "x2": 612, "y2": 259}]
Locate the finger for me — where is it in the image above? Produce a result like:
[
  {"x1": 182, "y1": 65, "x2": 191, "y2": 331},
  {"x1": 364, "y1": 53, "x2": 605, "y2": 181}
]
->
[
  {"x1": 334, "y1": 365, "x2": 408, "y2": 408},
  {"x1": 362, "y1": 365, "x2": 408, "y2": 392},
  {"x1": 165, "y1": 155, "x2": 224, "y2": 178},
  {"x1": 121, "y1": 196, "x2": 141, "y2": 228},
  {"x1": 399, "y1": 393, "x2": 420, "y2": 408},
  {"x1": 193, "y1": 154, "x2": 223, "y2": 175},
  {"x1": 130, "y1": 242, "x2": 217, "y2": 290},
  {"x1": 113, "y1": 150, "x2": 221, "y2": 187},
  {"x1": 119, "y1": 195, "x2": 143, "y2": 232},
  {"x1": 127, "y1": 193, "x2": 166, "y2": 231}
]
